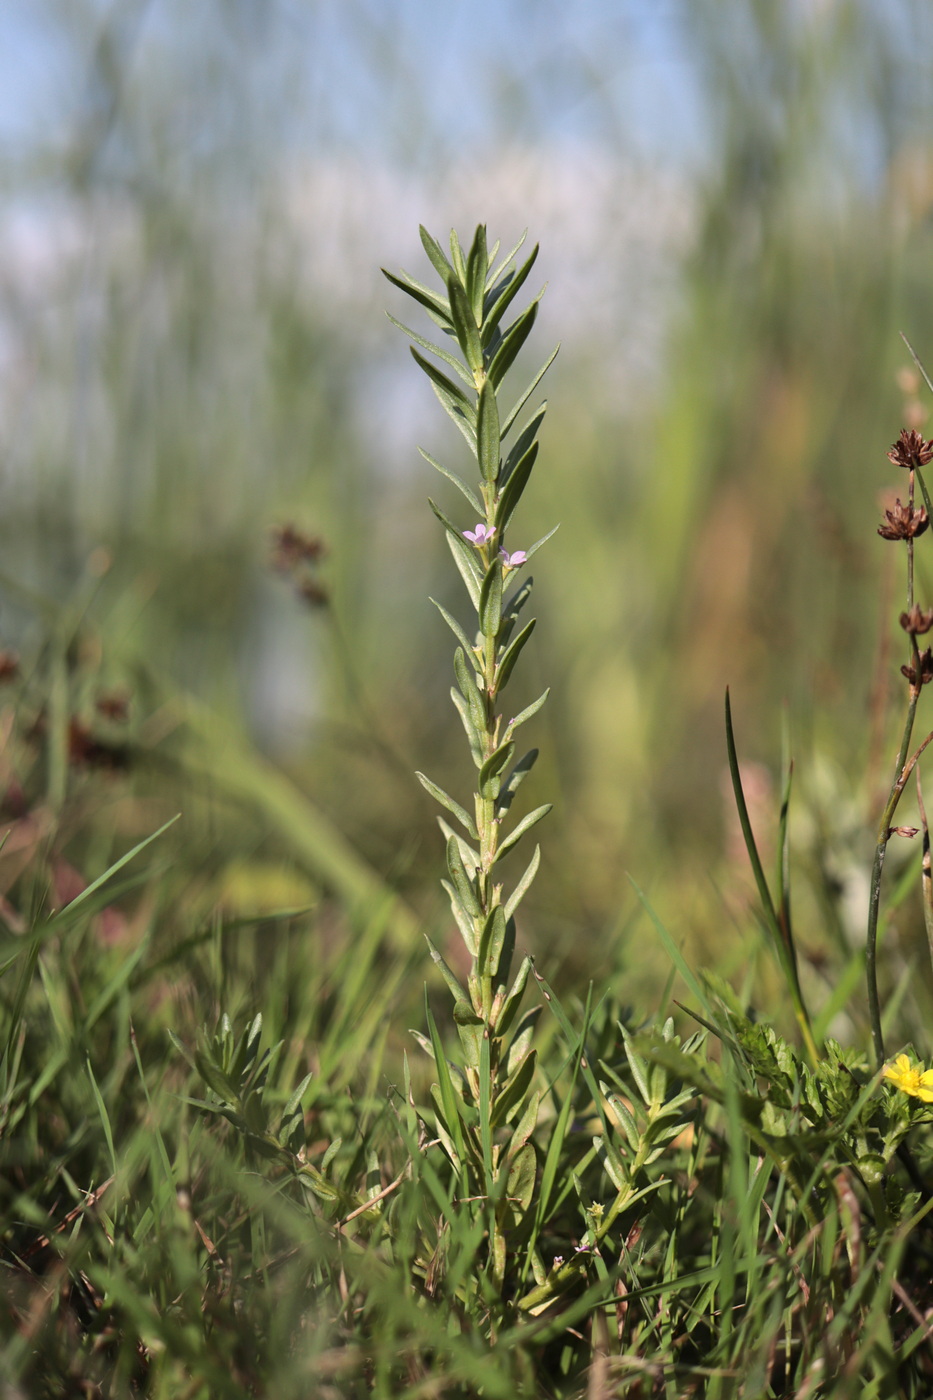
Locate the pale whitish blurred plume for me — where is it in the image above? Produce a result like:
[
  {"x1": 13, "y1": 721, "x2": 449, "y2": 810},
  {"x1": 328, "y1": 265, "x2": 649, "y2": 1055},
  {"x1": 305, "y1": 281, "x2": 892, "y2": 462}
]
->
[
  {"x1": 283, "y1": 144, "x2": 694, "y2": 387},
  {"x1": 0, "y1": 144, "x2": 694, "y2": 506}
]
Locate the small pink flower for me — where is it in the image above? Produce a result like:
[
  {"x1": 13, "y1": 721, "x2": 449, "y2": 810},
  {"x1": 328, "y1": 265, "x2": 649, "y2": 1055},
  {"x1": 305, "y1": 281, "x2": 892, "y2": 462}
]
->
[
  {"x1": 499, "y1": 548, "x2": 527, "y2": 568},
  {"x1": 463, "y1": 523, "x2": 496, "y2": 546}
]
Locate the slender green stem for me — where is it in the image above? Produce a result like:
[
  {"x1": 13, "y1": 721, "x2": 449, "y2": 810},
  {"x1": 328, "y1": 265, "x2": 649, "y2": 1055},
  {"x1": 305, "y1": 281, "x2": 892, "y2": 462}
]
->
[
  {"x1": 907, "y1": 468, "x2": 916, "y2": 611},
  {"x1": 867, "y1": 684, "x2": 920, "y2": 1069},
  {"x1": 866, "y1": 467, "x2": 929, "y2": 1069}
]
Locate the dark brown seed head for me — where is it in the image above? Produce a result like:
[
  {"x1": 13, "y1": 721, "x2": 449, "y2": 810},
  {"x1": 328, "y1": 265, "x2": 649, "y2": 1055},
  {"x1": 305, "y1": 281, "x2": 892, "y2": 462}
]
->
[
  {"x1": 887, "y1": 428, "x2": 933, "y2": 470},
  {"x1": 270, "y1": 523, "x2": 327, "y2": 572},
  {"x1": 296, "y1": 579, "x2": 330, "y2": 608},
  {"x1": 902, "y1": 647, "x2": 933, "y2": 688},
  {"x1": 900, "y1": 605, "x2": 933, "y2": 635},
  {"x1": 878, "y1": 499, "x2": 929, "y2": 540},
  {"x1": 0, "y1": 650, "x2": 19, "y2": 682}
]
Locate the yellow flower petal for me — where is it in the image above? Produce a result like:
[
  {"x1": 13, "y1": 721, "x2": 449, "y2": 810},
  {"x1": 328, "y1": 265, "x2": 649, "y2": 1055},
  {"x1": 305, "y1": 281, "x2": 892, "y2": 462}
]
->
[{"x1": 883, "y1": 1053, "x2": 933, "y2": 1100}]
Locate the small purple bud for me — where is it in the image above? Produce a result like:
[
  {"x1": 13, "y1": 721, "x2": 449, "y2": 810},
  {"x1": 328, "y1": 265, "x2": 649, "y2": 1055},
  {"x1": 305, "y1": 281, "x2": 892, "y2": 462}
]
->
[
  {"x1": 499, "y1": 548, "x2": 527, "y2": 568},
  {"x1": 463, "y1": 523, "x2": 497, "y2": 546}
]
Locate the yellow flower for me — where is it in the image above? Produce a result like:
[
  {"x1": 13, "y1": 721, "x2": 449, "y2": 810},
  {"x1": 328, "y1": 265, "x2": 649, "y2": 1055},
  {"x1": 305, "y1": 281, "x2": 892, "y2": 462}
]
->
[{"x1": 883, "y1": 1053, "x2": 933, "y2": 1102}]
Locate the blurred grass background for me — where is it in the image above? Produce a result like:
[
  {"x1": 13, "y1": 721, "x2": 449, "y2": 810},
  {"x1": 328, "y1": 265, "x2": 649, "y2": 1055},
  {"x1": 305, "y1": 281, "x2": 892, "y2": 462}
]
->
[{"x1": 2, "y1": 0, "x2": 933, "y2": 1031}]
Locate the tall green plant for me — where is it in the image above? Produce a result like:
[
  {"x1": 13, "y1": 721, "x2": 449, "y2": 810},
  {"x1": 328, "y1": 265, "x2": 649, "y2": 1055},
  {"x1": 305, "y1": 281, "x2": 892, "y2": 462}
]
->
[
  {"x1": 384, "y1": 229, "x2": 696, "y2": 1338},
  {"x1": 384, "y1": 226, "x2": 557, "y2": 1291}
]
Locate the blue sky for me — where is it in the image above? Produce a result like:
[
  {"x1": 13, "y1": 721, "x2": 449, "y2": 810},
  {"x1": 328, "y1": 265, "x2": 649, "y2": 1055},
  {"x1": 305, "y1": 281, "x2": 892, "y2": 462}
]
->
[{"x1": 0, "y1": 0, "x2": 705, "y2": 175}]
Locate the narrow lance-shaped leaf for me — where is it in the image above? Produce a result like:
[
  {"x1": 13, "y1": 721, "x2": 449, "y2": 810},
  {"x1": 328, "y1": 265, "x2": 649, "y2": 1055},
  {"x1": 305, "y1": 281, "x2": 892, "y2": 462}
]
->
[
  {"x1": 411, "y1": 348, "x2": 475, "y2": 418},
  {"x1": 427, "y1": 1087, "x2": 466, "y2": 1178},
  {"x1": 450, "y1": 686, "x2": 484, "y2": 767},
  {"x1": 441, "y1": 878, "x2": 479, "y2": 955},
  {"x1": 483, "y1": 242, "x2": 539, "y2": 343},
  {"x1": 495, "y1": 441, "x2": 538, "y2": 531},
  {"x1": 447, "y1": 533, "x2": 482, "y2": 611},
  {"x1": 282, "y1": 1072, "x2": 314, "y2": 1121},
  {"x1": 438, "y1": 818, "x2": 480, "y2": 874},
  {"x1": 386, "y1": 312, "x2": 473, "y2": 386},
  {"x1": 416, "y1": 771, "x2": 478, "y2": 838},
  {"x1": 622, "y1": 1028, "x2": 652, "y2": 1107},
  {"x1": 495, "y1": 954, "x2": 533, "y2": 1039},
  {"x1": 594, "y1": 1134, "x2": 629, "y2": 1193},
  {"x1": 194, "y1": 1053, "x2": 239, "y2": 1105},
  {"x1": 430, "y1": 596, "x2": 479, "y2": 663},
  {"x1": 495, "y1": 805, "x2": 552, "y2": 863},
  {"x1": 454, "y1": 646, "x2": 487, "y2": 732},
  {"x1": 425, "y1": 932, "x2": 472, "y2": 1011},
  {"x1": 420, "y1": 223, "x2": 456, "y2": 284},
  {"x1": 477, "y1": 379, "x2": 501, "y2": 486},
  {"x1": 501, "y1": 344, "x2": 560, "y2": 440},
  {"x1": 506, "y1": 1141, "x2": 536, "y2": 1215},
  {"x1": 429, "y1": 499, "x2": 482, "y2": 609},
  {"x1": 605, "y1": 1090, "x2": 640, "y2": 1153},
  {"x1": 420, "y1": 449, "x2": 483, "y2": 515},
  {"x1": 507, "y1": 1088, "x2": 540, "y2": 1159},
  {"x1": 498, "y1": 576, "x2": 534, "y2": 649},
  {"x1": 231, "y1": 1013, "x2": 264, "y2": 1080},
  {"x1": 491, "y1": 1048, "x2": 537, "y2": 1128},
  {"x1": 425, "y1": 993, "x2": 468, "y2": 1179},
  {"x1": 382, "y1": 267, "x2": 453, "y2": 327},
  {"x1": 447, "y1": 834, "x2": 482, "y2": 918},
  {"x1": 504, "y1": 843, "x2": 541, "y2": 922},
  {"x1": 488, "y1": 297, "x2": 541, "y2": 390},
  {"x1": 479, "y1": 1031, "x2": 494, "y2": 1194},
  {"x1": 523, "y1": 523, "x2": 560, "y2": 563},
  {"x1": 479, "y1": 560, "x2": 503, "y2": 639},
  {"x1": 479, "y1": 905, "x2": 507, "y2": 979},
  {"x1": 501, "y1": 403, "x2": 546, "y2": 485},
  {"x1": 495, "y1": 618, "x2": 536, "y2": 694},
  {"x1": 432, "y1": 380, "x2": 478, "y2": 451},
  {"x1": 496, "y1": 913, "x2": 517, "y2": 986},
  {"x1": 498, "y1": 744, "x2": 535, "y2": 812},
  {"x1": 449, "y1": 228, "x2": 466, "y2": 282},
  {"x1": 478, "y1": 740, "x2": 515, "y2": 800},
  {"x1": 448, "y1": 277, "x2": 484, "y2": 379},
  {"x1": 485, "y1": 230, "x2": 529, "y2": 302},
  {"x1": 465, "y1": 224, "x2": 488, "y2": 326},
  {"x1": 506, "y1": 690, "x2": 550, "y2": 737}
]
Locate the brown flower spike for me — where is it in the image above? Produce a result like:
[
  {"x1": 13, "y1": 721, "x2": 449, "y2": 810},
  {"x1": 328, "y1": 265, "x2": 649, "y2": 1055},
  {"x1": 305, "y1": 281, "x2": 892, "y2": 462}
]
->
[
  {"x1": 270, "y1": 523, "x2": 327, "y2": 571},
  {"x1": 886, "y1": 428, "x2": 933, "y2": 470},
  {"x1": 878, "y1": 500, "x2": 929, "y2": 541},
  {"x1": 900, "y1": 605, "x2": 933, "y2": 635},
  {"x1": 901, "y1": 647, "x2": 933, "y2": 688}
]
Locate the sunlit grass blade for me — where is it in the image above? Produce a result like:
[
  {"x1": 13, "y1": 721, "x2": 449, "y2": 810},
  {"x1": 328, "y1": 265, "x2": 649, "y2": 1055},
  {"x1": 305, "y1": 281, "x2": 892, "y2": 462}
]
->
[{"x1": 724, "y1": 689, "x2": 816, "y2": 1062}]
